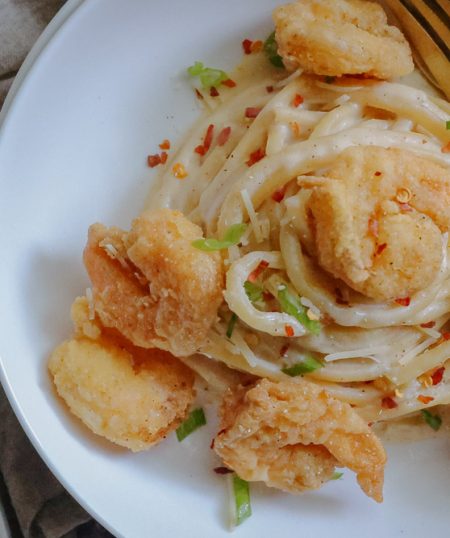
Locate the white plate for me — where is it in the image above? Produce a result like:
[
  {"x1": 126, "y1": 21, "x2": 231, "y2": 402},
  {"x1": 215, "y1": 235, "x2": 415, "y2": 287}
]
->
[{"x1": 1, "y1": 1, "x2": 450, "y2": 536}]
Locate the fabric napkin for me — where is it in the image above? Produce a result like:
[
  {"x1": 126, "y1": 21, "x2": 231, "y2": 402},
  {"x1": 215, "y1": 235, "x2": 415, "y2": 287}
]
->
[{"x1": 0, "y1": 1, "x2": 113, "y2": 536}]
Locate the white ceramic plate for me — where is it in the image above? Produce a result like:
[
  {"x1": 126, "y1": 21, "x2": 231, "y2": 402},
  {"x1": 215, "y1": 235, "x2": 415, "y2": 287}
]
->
[{"x1": 1, "y1": 1, "x2": 450, "y2": 536}]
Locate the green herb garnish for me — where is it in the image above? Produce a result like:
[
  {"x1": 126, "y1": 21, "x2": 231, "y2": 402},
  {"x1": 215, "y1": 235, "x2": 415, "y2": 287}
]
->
[
  {"x1": 226, "y1": 313, "x2": 238, "y2": 338},
  {"x1": 231, "y1": 474, "x2": 252, "y2": 526},
  {"x1": 281, "y1": 356, "x2": 323, "y2": 377},
  {"x1": 263, "y1": 32, "x2": 284, "y2": 68},
  {"x1": 244, "y1": 281, "x2": 263, "y2": 303},
  {"x1": 187, "y1": 61, "x2": 229, "y2": 89},
  {"x1": 421, "y1": 409, "x2": 442, "y2": 431},
  {"x1": 192, "y1": 223, "x2": 247, "y2": 251},
  {"x1": 176, "y1": 408, "x2": 207, "y2": 441},
  {"x1": 331, "y1": 471, "x2": 343, "y2": 480},
  {"x1": 278, "y1": 286, "x2": 321, "y2": 334},
  {"x1": 446, "y1": 120, "x2": 450, "y2": 130}
]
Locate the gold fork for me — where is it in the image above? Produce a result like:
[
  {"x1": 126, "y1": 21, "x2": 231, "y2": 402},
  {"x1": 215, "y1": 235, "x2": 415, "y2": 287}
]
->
[{"x1": 384, "y1": 0, "x2": 450, "y2": 99}]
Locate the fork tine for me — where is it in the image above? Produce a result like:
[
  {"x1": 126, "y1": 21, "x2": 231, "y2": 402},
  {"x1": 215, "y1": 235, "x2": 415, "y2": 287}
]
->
[{"x1": 385, "y1": 0, "x2": 450, "y2": 98}]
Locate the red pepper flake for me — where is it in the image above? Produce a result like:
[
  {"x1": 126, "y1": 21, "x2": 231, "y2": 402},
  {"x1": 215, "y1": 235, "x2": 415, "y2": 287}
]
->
[
  {"x1": 292, "y1": 94, "x2": 304, "y2": 108},
  {"x1": 442, "y1": 141, "x2": 450, "y2": 153},
  {"x1": 213, "y1": 466, "x2": 233, "y2": 475},
  {"x1": 395, "y1": 297, "x2": 411, "y2": 307},
  {"x1": 245, "y1": 107, "x2": 262, "y2": 119},
  {"x1": 246, "y1": 147, "x2": 265, "y2": 167},
  {"x1": 272, "y1": 184, "x2": 287, "y2": 203},
  {"x1": 280, "y1": 344, "x2": 290, "y2": 357},
  {"x1": 147, "y1": 154, "x2": 161, "y2": 168},
  {"x1": 194, "y1": 145, "x2": 206, "y2": 156},
  {"x1": 417, "y1": 395, "x2": 434, "y2": 404},
  {"x1": 266, "y1": 85, "x2": 274, "y2": 93},
  {"x1": 160, "y1": 151, "x2": 168, "y2": 164},
  {"x1": 368, "y1": 217, "x2": 379, "y2": 238},
  {"x1": 431, "y1": 366, "x2": 445, "y2": 385},
  {"x1": 242, "y1": 38, "x2": 253, "y2": 55},
  {"x1": 399, "y1": 203, "x2": 413, "y2": 212},
  {"x1": 247, "y1": 260, "x2": 269, "y2": 282},
  {"x1": 195, "y1": 88, "x2": 204, "y2": 100},
  {"x1": 420, "y1": 321, "x2": 436, "y2": 328},
  {"x1": 159, "y1": 139, "x2": 171, "y2": 150},
  {"x1": 375, "y1": 243, "x2": 387, "y2": 256},
  {"x1": 251, "y1": 40, "x2": 263, "y2": 53},
  {"x1": 222, "y1": 78, "x2": 237, "y2": 88},
  {"x1": 285, "y1": 324, "x2": 294, "y2": 337},
  {"x1": 217, "y1": 126, "x2": 231, "y2": 146},
  {"x1": 381, "y1": 396, "x2": 398, "y2": 409},
  {"x1": 374, "y1": 171, "x2": 382, "y2": 177},
  {"x1": 442, "y1": 331, "x2": 450, "y2": 340},
  {"x1": 210, "y1": 86, "x2": 219, "y2": 97},
  {"x1": 203, "y1": 124, "x2": 215, "y2": 152},
  {"x1": 262, "y1": 291, "x2": 273, "y2": 302}
]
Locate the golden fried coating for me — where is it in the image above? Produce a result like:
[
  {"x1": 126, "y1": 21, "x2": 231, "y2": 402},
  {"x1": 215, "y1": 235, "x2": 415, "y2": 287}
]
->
[
  {"x1": 48, "y1": 331, "x2": 195, "y2": 452},
  {"x1": 273, "y1": 0, "x2": 413, "y2": 79},
  {"x1": 307, "y1": 146, "x2": 450, "y2": 301},
  {"x1": 214, "y1": 378, "x2": 386, "y2": 502},
  {"x1": 83, "y1": 209, "x2": 224, "y2": 356}
]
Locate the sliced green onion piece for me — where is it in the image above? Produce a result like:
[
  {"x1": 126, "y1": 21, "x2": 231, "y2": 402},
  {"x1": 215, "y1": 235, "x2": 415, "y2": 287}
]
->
[
  {"x1": 263, "y1": 32, "x2": 284, "y2": 68},
  {"x1": 421, "y1": 409, "x2": 442, "y2": 431},
  {"x1": 244, "y1": 281, "x2": 263, "y2": 303},
  {"x1": 278, "y1": 286, "x2": 321, "y2": 334},
  {"x1": 331, "y1": 471, "x2": 343, "y2": 480},
  {"x1": 446, "y1": 120, "x2": 450, "y2": 130},
  {"x1": 192, "y1": 223, "x2": 247, "y2": 251},
  {"x1": 187, "y1": 61, "x2": 229, "y2": 89},
  {"x1": 231, "y1": 474, "x2": 252, "y2": 526},
  {"x1": 281, "y1": 356, "x2": 323, "y2": 376},
  {"x1": 226, "y1": 313, "x2": 238, "y2": 338},
  {"x1": 176, "y1": 408, "x2": 206, "y2": 441}
]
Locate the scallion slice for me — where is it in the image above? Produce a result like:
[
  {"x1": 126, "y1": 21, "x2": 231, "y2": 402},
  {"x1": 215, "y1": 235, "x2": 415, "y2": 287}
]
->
[
  {"x1": 446, "y1": 120, "x2": 450, "y2": 130},
  {"x1": 244, "y1": 281, "x2": 263, "y2": 303},
  {"x1": 421, "y1": 409, "x2": 442, "y2": 431},
  {"x1": 230, "y1": 474, "x2": 252, "y2": 526},
  {"x1": 176, "y1": 408, "x2": 206, "y2": 441},
  {"x1": 281, "y1": 356, "x2": 323, "y2": 376},
  {"x1": 331, "y1": 471, "x2": 343, "y2": 480},
  {"x1": 263, "y1": 32, "x2": 284, "y2": 68},
  {"x1": 192, "y1": 223, "x2": 247, "y2": 251},
  {"x1": 278, "y1": 286, "x2": 321, "y2": 334},
  {"x1": 226, "y1": 313, "x2": 238, "y2": 338},
  {"x1": 187, "y1": 61, "x2": 229, "y2": 89}
]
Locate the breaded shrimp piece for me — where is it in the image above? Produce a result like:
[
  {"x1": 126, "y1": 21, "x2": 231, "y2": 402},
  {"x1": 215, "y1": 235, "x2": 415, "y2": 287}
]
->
[
  {"x1": 83, "y1": 208, "x2": 224, "y2": 356},
  {"x1": 306, "y1": 146, "x2": 450, "y2": 301},
  {"x1": 48, "y1": 302, "x2": 195, "y2": 451},
  {"x1": 273, "y1": 0, "x2": 413, "y2": 79},
  {"x1": 214, "y1": 378, "x2": 386, "y2": 502}
]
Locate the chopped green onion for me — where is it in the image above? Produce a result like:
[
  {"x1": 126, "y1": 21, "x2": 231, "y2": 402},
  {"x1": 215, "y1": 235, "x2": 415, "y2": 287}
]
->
[
  {"x1": 231, "y1": 474, "x2": 252, "y2": 526},
  {"x1": 281, "y1": 356, "x2": 323, "y2": 376},
  {"x1": 192, "y1": 223, "x2": 247, "y2": 251},
  {"x1": 226, "y1": 313, "x2": 238, "y2": 338},
  {"x1": 187, "y1": 61, "x2": 229, "y2": 89},
  {"x1": 176, "y1": 408, "x2": 207, "y2": 441},
  {"x1": 278, "y1": 286, "x2": 321, "y2": 334},
  {"x1": 324, "y1": 75, "x2": 336, "y2": 84},
  {"x1": 244, "y1": 281, "x2": 263, "y2": 303},
  {"x1": 446, "y1": 120, "x2": 450, "y2": 130},
  {"x1": 331, "y1": 471, "x2": 343, "y2": 480},
  {"x1": 421, "y1": 409, "x2": 442, "y2": 431},
  {"x1": 263, "y1": 32, "x2": 284, "y2": 68}
]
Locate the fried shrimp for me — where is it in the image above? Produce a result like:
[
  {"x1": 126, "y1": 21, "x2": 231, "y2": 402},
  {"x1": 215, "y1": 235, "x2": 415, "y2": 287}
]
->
[
  {"x1": 305, "y1": 146, "x2": 450, "y2": 301},
  {"x1": 83, "y1": 208, "x2": 224, "y2": 356},
  {"x1": 213, "y1": 378, "x2": 386, "y2": 502},
  {"x1": 48, "y1": 297, "x2": 195, "y2": 451},
  {"x1": 273, "y1": 0, "x2": 413, "y2": 79}
]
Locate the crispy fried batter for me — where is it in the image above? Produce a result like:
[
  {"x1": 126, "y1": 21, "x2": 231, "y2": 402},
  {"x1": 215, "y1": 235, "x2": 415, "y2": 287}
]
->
[
  {"x1": 48, "y1": 298, "x2": 195, "y2": 451},
  {"x1": 274, "y1": 0, "x2": 413, "y2": 79},
  {"x1": 307, "y1": 146, "x2": 450, "y2": 301},
  {"x1": 214, "y1": 378, "x2": 386, "y2": 502},
  {"x1": 83, "y1": 209, "x2": 224, "y2": 356}
]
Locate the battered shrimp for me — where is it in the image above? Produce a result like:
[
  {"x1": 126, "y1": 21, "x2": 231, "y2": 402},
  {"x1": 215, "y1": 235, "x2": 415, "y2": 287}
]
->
[
  {"x1": 83, "y1": 208, "x2": 224, "y2": 356},
  {"x1": 305, "y1": 146, "x2": 450, "y2": 301},
  {"x1": 48, "y1": 297, "x2": 195, "y2": 452},
  {"x1": 213, "y1": 378, "x2": 386, "y2": 502},
  {"x1": 273, "y1": 0, "x2": 413, "y2": 79}
]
